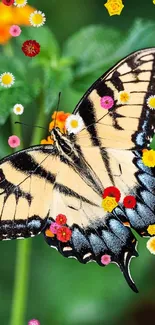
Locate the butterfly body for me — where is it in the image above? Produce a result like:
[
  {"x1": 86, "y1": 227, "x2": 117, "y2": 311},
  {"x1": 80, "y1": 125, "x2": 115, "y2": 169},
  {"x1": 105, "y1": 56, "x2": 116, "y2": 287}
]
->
[{"x1": 0, "y1": 48, "x2": 155, "y2": 293}]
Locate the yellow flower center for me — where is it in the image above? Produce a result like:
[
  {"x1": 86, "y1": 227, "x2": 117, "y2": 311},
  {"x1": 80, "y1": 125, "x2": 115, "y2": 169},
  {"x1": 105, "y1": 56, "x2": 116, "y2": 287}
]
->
[
  {"x1": 15, "y1": 0, "x2": 26, "y2": 4},
  {"x1": 16, "y1": 106, "x2": 21, "y2": 112},
  {"x1": 63, "y1": 232, "x2": 66, "y2": 236},
  {"x1": 148, "y1": 97, "x2": 155, "y2": 109},
  {"x1": 1, "y1": 74, "x2": 13, "y2": 85},
  {"x1": 111, "y1": 3, "x2": 119, "y2": 10},
  {"x1": 32, "y1": 13, "x2": 44, "y2": 25},
  {"x1": 70, "y1": 120, "x2": 78, "y2": 128},
  {"x1": 147, "y1": 224, "x2": 155, "y2": 236}
]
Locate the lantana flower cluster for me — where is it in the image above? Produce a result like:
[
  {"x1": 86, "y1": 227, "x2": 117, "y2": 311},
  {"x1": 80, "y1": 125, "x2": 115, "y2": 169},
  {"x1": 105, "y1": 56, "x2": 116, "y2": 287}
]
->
[{"x1": 46, "y1": 214, "x2": 72, "y2": 243}]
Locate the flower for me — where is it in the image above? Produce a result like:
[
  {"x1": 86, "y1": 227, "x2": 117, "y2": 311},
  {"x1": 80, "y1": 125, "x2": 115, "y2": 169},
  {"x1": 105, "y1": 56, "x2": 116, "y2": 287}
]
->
[
  {"x1": 56, "y1": 226, "x2": 72, "y2": 242},
  {"x1": 29, "y1": 10, "x2": 46, "y2": 27},
  {"x1": 9, "y1": 24, "x2": 21, "y2": 36},
  {"x1": 14, "y1": 0, "x2": 27, "y2": 7},
  {"x1": 102, "y1": 186, "x2": 121, "y2": 202},
  {"x1": 56, "y1": 214, "x2": 67, "y2": 225},
  {"x1": 41, "y1": 136, "x2": 54, "y2": 145},
  {"x1": 13, "y1": 103, "x2": 24, "y2": 115},
  {"x1": 50, "y1": 222, "x2": 61, "y2": 234},
  {"x1": 117, "y1": 91, "x2": 130, "y2": 104},
  {"x1": 147, "y1": 224, "x2": 155, "y2": 236},
  {"x1": 100, "y1": 96, "x2": 114, "y2": 109},
  {"x1": 0, "y1": 72, "x2": 15, "y2": 87},
  {"x1": 0, "y1": 2, "x2": 35, "y2": 44},
  {"x1": 65, "y1": 114, "x2": 84, "y2": 134},
  {"x1": 101, "y1": 196, "x2": 118, "y2": 212},
  {"x1": 147, "y1": 95, "x2": 155, "y2": 110},
  {"x1": 123, "y1": 195, "x2": 136, "y2": 209},
  {"x1": 142, "y1": 149, "x2": 155, "y2": 168},
  {"x1": 21, "y1": 40, "x2": 40, "y2": 57},
  {"x1": 104, "y1": 0, "x2": 124, "y2": 16},
  {"x1": 146, "y1": 237, "x2": 155, "y2": 254},
  {"x1": 101, "y1": 254, "x2": 111, "y2": 265},
  {"x1": 8, "y1": 135, "x2": 20, "y2": 148},
  {"x1": 2, "y1": 0, "x2": 14, "y2": 6},
  {"x1": 45, "y1": 229, "x2": 55, "y2": 238},
  {"x1": 28, "y1": 320, "x2": 40, "y2": 325},
  {"x1": 41, "y1": 111, "x2": 71, "y2": 144}
]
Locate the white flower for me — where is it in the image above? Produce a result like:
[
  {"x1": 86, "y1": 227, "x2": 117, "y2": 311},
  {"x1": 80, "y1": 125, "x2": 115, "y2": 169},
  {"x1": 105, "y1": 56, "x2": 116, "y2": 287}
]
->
[
  {"x1": 147, "y1": 95, "x2": 155, "y2": 110},
  {"x1": 29, "y1": 10, "x2": 46, "y2": 27},
  {"x1": 13, "y1": 104, "x2": 24, "y2": 115},
  {"x1": 14, "y1": 0, "x2": 27, "y2": 8},
  {"x1": 65, "y1": 114, "x2": 84, "y2": 134},
  {"x1": 117, "y1": 91, "x2": 130, "y2": 104},
  {"x1": 0, "y1": 72, "x2": 15, "y2": 88}
]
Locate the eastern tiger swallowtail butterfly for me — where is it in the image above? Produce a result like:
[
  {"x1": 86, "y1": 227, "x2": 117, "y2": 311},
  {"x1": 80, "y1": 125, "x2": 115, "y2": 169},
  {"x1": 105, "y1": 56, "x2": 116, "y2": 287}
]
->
[{"x1": 0, "y1": 48, "x2": 155, "y2": 293}]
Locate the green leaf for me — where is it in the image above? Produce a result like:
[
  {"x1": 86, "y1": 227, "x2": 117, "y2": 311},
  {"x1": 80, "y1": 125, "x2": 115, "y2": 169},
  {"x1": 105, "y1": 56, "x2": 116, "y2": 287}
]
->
[
  {"x1": 43, "y1": 67, "x2": 73, "y2": 114},
  {"x1": 114, "y1": 19, "x2": 155, "y2": 61},
  {"x1": 63, "y1": 25, "x2": 122, "y2": 76}
]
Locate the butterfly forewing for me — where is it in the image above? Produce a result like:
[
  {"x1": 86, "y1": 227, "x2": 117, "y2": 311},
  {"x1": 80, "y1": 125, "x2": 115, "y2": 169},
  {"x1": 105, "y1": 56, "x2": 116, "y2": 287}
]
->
[
  {"x1": 0, "y1": 146, "x2": 58, "y2": 240},
  {"x1": 74, "y1": 48, "x2": 155, "y2": 150}
]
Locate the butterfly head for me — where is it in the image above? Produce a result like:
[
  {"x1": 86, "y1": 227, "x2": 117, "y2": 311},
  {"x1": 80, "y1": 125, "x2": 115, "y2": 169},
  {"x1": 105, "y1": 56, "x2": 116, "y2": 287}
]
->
[{"x1": 51, "y1": 127, "x2": 75, "y2": 156}]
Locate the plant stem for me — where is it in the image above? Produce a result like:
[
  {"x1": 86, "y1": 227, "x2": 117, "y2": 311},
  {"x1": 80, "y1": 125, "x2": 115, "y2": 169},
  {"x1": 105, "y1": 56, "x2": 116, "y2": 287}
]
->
[{"x1": 9, "y1": 93, "x2": 47, "y2": 325}]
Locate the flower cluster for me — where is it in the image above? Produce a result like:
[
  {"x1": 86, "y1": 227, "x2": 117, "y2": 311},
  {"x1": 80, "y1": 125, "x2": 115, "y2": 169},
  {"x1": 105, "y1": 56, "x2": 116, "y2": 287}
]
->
[
  {"x1": 100, "y1": 96, "x2": 114, "y2": 110},
  {"x1": 41, "y1": 111, "x2": 71, "y2": 145},
  {"x1": 117, "y1": 91, "x2": 130, "y2": 105},
  {"x1": 101, "y1": 254, "x2": 111, "y2": 265},
  {"x1": 104, "y1": 0, "x2": 124, "y2": 16},
  {"x1": 142, "y1": 149, "x2": 155, "y2": 168},
  {"x1": 0, "y1": 1, "x2": 35, "y2": 44},
  {"x1": 101, "y1": 186, "x2": 137, "y2": 212},
  {"x1": 46, "y1": 214, "x2": 72, "y2": 243},
  {"x1": 65, "y1": 114, "x2": 84, "y2": 134},
  {"x1": 22, "y1": 40, "x2": 40, "y2": 57},
  {"x1": 28, "y1": 320, "x2": 40, "y2": 325}
]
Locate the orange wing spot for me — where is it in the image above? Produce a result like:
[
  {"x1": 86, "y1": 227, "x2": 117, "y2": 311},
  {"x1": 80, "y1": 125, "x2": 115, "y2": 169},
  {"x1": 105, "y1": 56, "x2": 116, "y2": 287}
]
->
[{"x1": 123, "y1": 221, "x2": 130, "y2": 227}]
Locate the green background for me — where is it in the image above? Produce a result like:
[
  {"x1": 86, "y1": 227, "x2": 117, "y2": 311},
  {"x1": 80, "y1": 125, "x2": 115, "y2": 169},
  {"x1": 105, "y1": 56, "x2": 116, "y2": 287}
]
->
[{"x1": 0, "y1": 0, "x2": 155, "y2": 324}]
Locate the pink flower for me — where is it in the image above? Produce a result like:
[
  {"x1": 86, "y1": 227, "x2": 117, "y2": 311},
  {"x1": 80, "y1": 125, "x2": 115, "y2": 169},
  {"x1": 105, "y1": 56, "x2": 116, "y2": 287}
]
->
[
  {"x1": 100, "y1": 96, "x2": 114, "y2": 109},
  {"x1": 8, "y1": 135, "x2": 20, "y2": 148},
  {"x1": 50, "y1": 222, "x2": 61, "y2": 234},
  {"x1": 28, "y1": 320, "x2": 40, "y2": 325},
  {"x1": 101, "y1": 254, "x2": 111, "y2": 265},
  {"x1": 9, "y1": 25, "x2": 21, "y2": 37}
]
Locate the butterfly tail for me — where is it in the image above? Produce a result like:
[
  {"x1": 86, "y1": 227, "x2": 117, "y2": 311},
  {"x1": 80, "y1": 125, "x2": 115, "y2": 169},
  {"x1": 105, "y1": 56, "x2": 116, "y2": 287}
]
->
[{"x1": 120, "y1": 250, "x2": 139, "y2": 293}]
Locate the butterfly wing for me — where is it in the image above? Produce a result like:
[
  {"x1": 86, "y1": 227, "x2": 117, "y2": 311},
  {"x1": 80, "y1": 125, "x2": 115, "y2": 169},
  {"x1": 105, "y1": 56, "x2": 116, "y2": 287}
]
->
[
  {"x1": 74, "y1": 47, "x2": 155, "y2": 150},
  {"x1": 0, "y1": 145, "x2": 59, "y2": 240}
]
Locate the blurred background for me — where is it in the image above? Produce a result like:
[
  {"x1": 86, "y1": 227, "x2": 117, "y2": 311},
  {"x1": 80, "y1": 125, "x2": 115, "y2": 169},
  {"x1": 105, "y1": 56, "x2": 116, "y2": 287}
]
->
[{"x1": 0, "y1": 0, "x2": 155, "y2": 324}]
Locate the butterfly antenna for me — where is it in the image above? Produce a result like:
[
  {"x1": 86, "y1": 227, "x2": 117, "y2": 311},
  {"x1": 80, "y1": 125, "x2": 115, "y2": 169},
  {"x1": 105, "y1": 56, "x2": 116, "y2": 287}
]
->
[
  {"x1": 54, "y1": 92, "x2": 61, "y2": 129},
  {"x1": 15, "y1": 121, "x2": 46, "y2": 130}
]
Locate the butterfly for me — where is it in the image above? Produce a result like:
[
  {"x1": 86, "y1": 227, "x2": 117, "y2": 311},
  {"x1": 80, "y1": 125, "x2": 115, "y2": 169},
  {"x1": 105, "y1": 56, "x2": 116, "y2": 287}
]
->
[{"x1": 0, "y1": 48, "x2": 155, "y2": 293}]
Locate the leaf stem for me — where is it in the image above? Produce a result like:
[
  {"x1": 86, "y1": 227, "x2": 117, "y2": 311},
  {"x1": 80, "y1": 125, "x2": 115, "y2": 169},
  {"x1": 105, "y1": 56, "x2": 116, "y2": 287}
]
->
[{"x1": 9, "y1": 92, "x2": 47, "y2": 325}]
